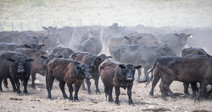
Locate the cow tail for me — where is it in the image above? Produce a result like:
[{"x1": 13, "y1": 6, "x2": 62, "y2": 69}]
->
[{"x1": 146, "y1": 58, "x2": 160, "y2": 85}]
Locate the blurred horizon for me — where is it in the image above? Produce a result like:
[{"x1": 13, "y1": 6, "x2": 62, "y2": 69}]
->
[{"x1": 0, "y1": 0, "x2": 212, "y2": 31}]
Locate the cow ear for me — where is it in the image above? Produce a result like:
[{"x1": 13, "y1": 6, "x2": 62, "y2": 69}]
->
[
  {"x1": 124, "y1": 36, "x2": 130, "y2": 40},
  {"x1": 57, "y1": 55, "x2": 63, "y2": 58},
  {"x1": 54, "y1": 26, "x2": 57, "y2": 29},
  {"x1": 8, "y1": 58, "x2": 15, "y2": 62},
  {"x1": 107, "y1": 56, "x2": 112, "y2": 59},
  {"x1": 24, "y1": 44, "x2": 32, "y2": 48},
  {"x1": 89, "y1": 65, "x2": 96, "y2": 72},
  {"x1": 44, "y1": 36, "x2": 49, "y2": 39},
  {"x1": 188, "y1": 34, "x2": 192, "y2": 38},
  {"x1": 137, "y1": 36, "x2": 142, "y2": 39},
  {"x1": 32, "y1": 36, "x2": 37, "y2": 39},
  {"x1": 76, "y1": 65, "x2": 81, "y2": 71},
  {"x1": 39, "y1": 44, "x2": 45, "y2": 47},
  {"x1": 40, "y1": 55, "x2": 48, "y2": 60},
  {"x1": 42, "y1": 27, "x2": 48, "y2": 30},
  {"x1": 135, "y1": 65, "x2": 142, "y2": 69},
  {"x1": 119, "y1": 64, "x2": 126, "y2": 69},
  {"x1": 27, "y1": 59, "x2": 34, "y2": 62}
]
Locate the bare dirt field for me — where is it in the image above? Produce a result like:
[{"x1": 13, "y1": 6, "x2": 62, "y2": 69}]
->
[{"x1": 0, "y1": 74, "x2": 212, "y2": 112}]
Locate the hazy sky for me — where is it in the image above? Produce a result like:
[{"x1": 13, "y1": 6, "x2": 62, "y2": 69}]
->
[{"x1": 0, "y1": 0, "x2": 212, "y2": 30}]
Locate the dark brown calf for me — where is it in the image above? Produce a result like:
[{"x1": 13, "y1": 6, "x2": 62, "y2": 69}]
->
[
  {"x1": 70, "y1": 52, "x2": 111, "y2": 94},
  {"x1": 149, "y1": 56, "x2": 212, "y2": 102},
  {"x1": 46, "y1": 58, "x2": 93, "y2": 101},
  {"x1": 99, "y1": 59, "x2": 141, "y2": 105}
]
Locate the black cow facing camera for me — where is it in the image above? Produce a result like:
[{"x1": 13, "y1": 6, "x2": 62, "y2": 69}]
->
[
  {"x1": 99, "y1": 59, "x2": 141, "y2": 105},
  {"x1": 0, "y1": 51, "x2": 33, "y2": 95}
]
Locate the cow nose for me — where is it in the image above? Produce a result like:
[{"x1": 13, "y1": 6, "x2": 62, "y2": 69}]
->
[
  {"x1": 87, "y1": 75, "x2": 92, "y2": 79},
  {"x1": 126, "y1": 76, "x2": 134, "y2": 81},
  {"x1": 18, "y1": 69, "x2": 25, "y2": 73}
]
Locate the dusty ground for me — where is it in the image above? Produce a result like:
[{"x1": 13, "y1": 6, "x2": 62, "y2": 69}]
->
[{"x1": 0, "y1": 74, "x2": 212, "y2": 112}]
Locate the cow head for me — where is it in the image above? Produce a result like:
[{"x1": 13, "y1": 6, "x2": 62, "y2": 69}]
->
[
  {"x1": 118, "y1": 64, "x2": 141, "y2": 81},
  {"x1": 124, "y1": 36, "x2": 142, "y2": 45},
  {"x1": 94, "y1": 54, "x2": 112, "y2": 68},
  {"x1": 24, "y1": 44, "x2": 45, "y2": 50},
  {"x1": 174, "y1": 33, "x2": 192, "y2": 45},
  {"x1": 8, "y1": 57, "x2": 33, "y2": 80},
  {"x1": 76, "y1": 64, "x2": 93, "y2": 79}
]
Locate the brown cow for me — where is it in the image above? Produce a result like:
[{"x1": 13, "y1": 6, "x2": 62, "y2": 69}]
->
[
  {"x1": 70, "y1": 52, "x2": 111, "y2": 94},
  {"x1": 46, "y1": 58, "x2": 94, "y2": 101},
  {"x1": 148, "y1": 56, "x2": 212, "y2": 102},
  {"x1": 99, "y1": 59, "x2": 141, "y2": 105}
]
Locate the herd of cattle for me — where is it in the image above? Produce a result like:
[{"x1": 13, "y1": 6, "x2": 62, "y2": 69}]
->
[{"x1": 0, "y1": 23, "x2": 211, "y2": 105}]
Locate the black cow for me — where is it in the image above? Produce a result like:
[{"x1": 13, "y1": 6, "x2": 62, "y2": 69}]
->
[
  {"x1": 181, "y1": 47, "x2": 211, "y2": 96},
  {"x1": 70, "y1": 52, "x2": 111, "y2": 94},
  {"x1": 111, "y1": 44, "x2": 176, "y2": 82},
  {"x1": 75, "y1": 32, "x2": 102, "y2": 55},
  {"x1": 15, "y1": 48, "x2": 49, "y2": 89},
  {"x1": 18, "y1": 31, "x2": 48, "y2": 47},
  {"x1": 0, "y1": 51, "x2": 33, "y2": 94},
  {"x1": 99, "y1": 59, "x2": 141, "y2": 105},
  {"x1": 0, "y1": 31, "x2": 23, "y2": 43},
  {"x1": 0, "y1": 42, "x2": 44, "y2": 51},
  {"x1": 148, "y1": 56, "x2": 212, "y2": 102},
  {"x1": 157, "y1": 33, "x2": 192, "y2": 55},
  {"x1": 50, "y1": 47, "x2": 74, "y2": 59},
  {"x1": 108, "y1": 32, "x2": 160, "y2": 57},
  {"x1": 46, "y1": 58, "x2": 93, "y2": 101},
  {"x1": 43, "y1": 26, "x2": 73, "y2": 49}
]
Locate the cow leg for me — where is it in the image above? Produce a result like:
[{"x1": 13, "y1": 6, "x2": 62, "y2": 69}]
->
[
  {"x1": 31, "y1": 72, "x2": 36, "y2": 89},
  {"x1": 136, "y1": 68, "x2": 142, "y2": 82},
  {"x1": 104, "y1": 86, "x2": 108, "y2": 100},
  {"x1": 127, "y1": 84, "x2": 134, "y2": 105},
  {"x1": 191, "y1": 82, "x2": 198, "y2": 98},
  {"x1": 67, "y1": 83, "x2": 73, "y2": 101},
  {"x1": 183, "y1": 82, "x2": 190, "y2": 96},
  {"x1": 165, "y1": 81, "x2": 175, "y2": 99},
  {"x1": 59, "y1": 81, "x2": 68, "y2": 99},
  {"x1": 85, "y1": 79, "x2": 91, "y2": 95},
  {"x1": 23, "y1": 76, "x2": 30, "y2": 94},
  {"x1": 74, "y1": 81, "x2": 82, "y2": 102},
  {"x1": 81, "y1": 79, "x2": 86, "y2": 91},
  {"x1": 149, "y1": 73, "x2": 160, "y2": 97},
  {"x1": 159, "y1": 81, "x2": 168, "y2": 101},
  {"x1": 3, "y1": 78, "x2": 8, "y2": 89},
  {"x1": 0, "y1": 78, "x2": 3, "y2": 91},
  {"x1": 94, "y1": 76, "x2": 100, "y2": 94},
  {"x1": 13, "y1": 78, "x2": 21, "y2": 95},
  {"x1": 114, "y1": 86, "x2": 120, "y2": 105},
  {"x1": 46, "y1": 75, "x2": 54, "y2": 99},
  {"x1": 108, "y1": 87, "x2": 114, "y2": 102},
  {"x1": 10, "y1": 78, "x2": 17, "y2": 92},
  {"x1": 195, "y1": 81, "x2": 207, "y2": 102}
]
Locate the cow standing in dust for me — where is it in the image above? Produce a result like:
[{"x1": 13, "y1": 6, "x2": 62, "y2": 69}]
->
[
  {"x1": 46, "y1": 58, "x2": 94, "y2": 101},
  {"x1": 0, "y1": 51, "x2": 33, "y2": 95},
  {"x1": 99, "y1": 59, "x2": 141, "y2": 105}
]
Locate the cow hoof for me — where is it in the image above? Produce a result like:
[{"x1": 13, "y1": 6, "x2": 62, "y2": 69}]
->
[
  {"x1": 149, "y1": 94, "x2": 153, "y2": 98},
  {"x1": 31, "y1": 85, "x2": 36, "y2": 89},
  {"x1": 129, "y1": 102, "x2": 134, "y2": 106},
  {"x1": 162, "y1": 97, "x2": 168, "y2": 101},
  {"x1": 96, "y1": 91, "x2": 101, "y2": 95},
  {"x1": 74, "y1": 99, "x2": 79, "y2": 102}
]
